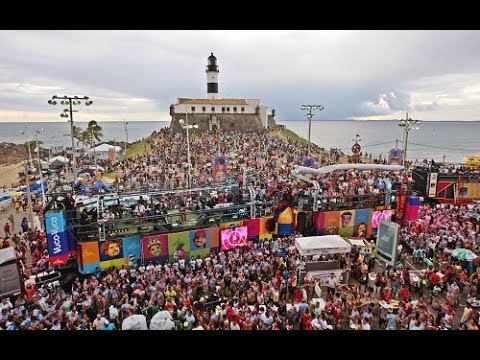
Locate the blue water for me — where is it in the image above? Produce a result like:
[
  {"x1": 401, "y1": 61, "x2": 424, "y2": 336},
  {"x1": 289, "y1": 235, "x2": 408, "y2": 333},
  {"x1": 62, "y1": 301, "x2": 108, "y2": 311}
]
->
[{"x1": 0, "y1": 120, "x2": 478, "y2": 164}]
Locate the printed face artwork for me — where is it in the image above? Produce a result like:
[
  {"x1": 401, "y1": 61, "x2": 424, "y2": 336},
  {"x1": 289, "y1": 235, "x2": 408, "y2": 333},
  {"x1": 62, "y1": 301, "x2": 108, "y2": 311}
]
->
[
  {"x1": 148, "y1": 240, "x2": 162, "y2": 257},
  {"x1": 341, "y1": 212, "x2": 353, "y2": 227},
  {"x1": 100, "y1": 240, "x2": 121, "y2": 258}
]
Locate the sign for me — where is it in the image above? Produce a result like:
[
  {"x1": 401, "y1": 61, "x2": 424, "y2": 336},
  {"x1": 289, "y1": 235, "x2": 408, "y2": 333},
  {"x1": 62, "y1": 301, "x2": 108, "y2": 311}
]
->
[
  {"x1": 45, "y1": 211, "x2": 69, "y2": 265},
  {"x1": 376, "y1": 220, "x2": 399, "y2": 266},
  {"x1": 428, "y1": 173, "x2": 438, "y2": 197},
  {"x1": 213, "y1": 156, "x2": 227, "y2": 183},
  {"x1": 304, "y1": 269, "x2": 343, "y2": 286}
]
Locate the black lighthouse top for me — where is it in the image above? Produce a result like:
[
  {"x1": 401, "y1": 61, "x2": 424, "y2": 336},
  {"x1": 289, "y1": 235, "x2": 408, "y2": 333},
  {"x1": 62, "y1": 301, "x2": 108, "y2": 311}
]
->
[{"x1": 206, "y1": 52, "x2": 219, "y2": 72}]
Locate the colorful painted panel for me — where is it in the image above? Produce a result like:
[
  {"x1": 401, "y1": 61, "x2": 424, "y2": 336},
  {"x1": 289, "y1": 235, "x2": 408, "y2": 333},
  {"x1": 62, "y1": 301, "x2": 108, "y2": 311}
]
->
[
  {"x1": 259, "y1": 217, "x2": 273, "y2": 235},
  {"x1": 314, "y1": 212, "x2": 326, "y2": 235},
  {"x1": 338, "y1": 210, "x2": 355, "y2": 237},
  {"x1": 168, "y1": 231, "x2": 190, "y2": 261},
  {"x1": 122, "y1": 236, "x2": 141, "y2": 258},
  {"x1": 189, "y1": 228, "x2": 210, "y2": 250},
  {"x1": 219, "y1": 221, "x2": 243, "y2": 230},
  {"x1": 141, "y1": 234, "x2": 168, "y2": 260},
  {"x1": 324, "y1": 211, "x2": 340, "y2": 235},
  {"x1": 79, "y1": 241, "x2": 100, "y2": 265},
  {"x1": 353, "y1": 208, "x2": 370, "y2": 237},
  {"x1": 209, "y1": 226, "x2": 219, "y2": 248},
  {"x1": 99, "y1": 239, "x2": 124, "y2": 262},
  {"x1": 243, "y1": 219, "x2": 260, "y2": 237}
]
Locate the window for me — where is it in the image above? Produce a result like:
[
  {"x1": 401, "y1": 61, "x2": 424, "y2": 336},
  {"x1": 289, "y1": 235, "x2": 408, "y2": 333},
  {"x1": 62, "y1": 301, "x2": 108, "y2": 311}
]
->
[
  {"x1": 222, "y1": 107, "x2": 225, "y2": 112},
  {"x1": 211, "y1": 107, "x2": 215, "y2": 112},
  {"x1": 233, "y1": 107, "x2": 237, "y2": 112},
  {"x1": 191, "y1": 106, "x2": 195, "y2": 112},
  {"x1": 202, "y1": 107, "x2": 206, "y2": 112},
  {"x1": 241, "y1": 107, "x2": 245, "y2": 112},
  {"x1": 227, "y1": 107, "x2": 230, "y2": 112}
]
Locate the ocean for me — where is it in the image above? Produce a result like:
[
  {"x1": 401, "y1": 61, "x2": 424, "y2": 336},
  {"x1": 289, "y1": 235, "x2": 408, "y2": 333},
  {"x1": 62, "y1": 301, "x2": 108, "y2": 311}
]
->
[{"x1": 0, "y1": 120, "x2": 478, "y2": 164}]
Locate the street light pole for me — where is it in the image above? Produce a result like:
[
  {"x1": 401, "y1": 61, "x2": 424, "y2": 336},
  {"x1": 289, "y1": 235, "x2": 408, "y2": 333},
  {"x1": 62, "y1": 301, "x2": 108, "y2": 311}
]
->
[
  {"x1": 48, "y1": 95, "x2": 93, "y2": 179},
  {"x1": 179, "y1": 106, "x2": 199, "y2": 189},
  {"x1": 398, "y1": 112, "x2": 421, "y2": 168},
  {"x1": 300, "y1": 104, "x2": 324, "y2": 157},
  {"x1": 34, "y1": 129, "x2": 47, "y2": 206}
]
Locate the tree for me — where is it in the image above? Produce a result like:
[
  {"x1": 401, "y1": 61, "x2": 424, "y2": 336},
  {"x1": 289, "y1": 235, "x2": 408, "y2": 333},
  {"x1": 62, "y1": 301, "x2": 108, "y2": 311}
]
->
[{"x1": 86, "y1": 120, "x2": 103, "y2": 145}]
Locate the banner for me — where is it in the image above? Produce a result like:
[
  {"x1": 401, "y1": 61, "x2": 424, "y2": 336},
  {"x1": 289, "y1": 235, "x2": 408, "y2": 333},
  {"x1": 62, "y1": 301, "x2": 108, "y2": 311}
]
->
[
  {"x1": 303, "y1": 157, "x2": 315, "y2": 168},
  {"x1": 209, "y1": 226, "x2": 219, "y2": 248},
  {"x1": 243, "y1": 219, "x2": 260, "y2": 238},
  {"x1": 168, "y1": 231, "x2": 190, "y2": 262},
  {"x1": 122, "y1": 236, "x2": 141, "y2": 264},
  {"x1": 314, "y1": 212, "x2": 326, "y2": 235},
  {"x1": 99, "y1": 239, "x2": 124, "y2": 262},
  {"x1": 371, "y1": 210, "x2": 393, "y2": 229},
  {"x1": 108, "y1": 148, "x2": 115, "y2": 162},
  {"x1": 220, "y1": 226, "x2": 248, "y2": 251},
  {"x1": 353, "y1": 208, "x2": 370, "y2": 237},
  {"x1": 213, "y1": 156, "x2": 227, "y2": 183},
  {"x1": 376, "y1": 220, "x2": 400, "y2": 266},
  {"x1": 339, "y1": 210, "x2": 355, "y2": 237},
  {"x1": 142, "y1": 234, "x2": 168, "y2": 261},
  {"x1": 45, "y1": 211, "x2": 69, "y2": 266},
  {"x1": 324, "y1": 211, "x2": 340, "y2": 235},
  {"x1": 396, "y1": 192, "x2": 407, "y2": 224},
  {"x1": 388, "y1": 148, "x2": 403, "y2": 165},
  {"x1": 189, "y1": 228, "x2": 210, "y2": 250},
  {"x1": 79, "y1": 242, "x2": 100, "y2": 265},
  {"x1": 404, "y1": 196, "x2": 420, "y2": 223}
]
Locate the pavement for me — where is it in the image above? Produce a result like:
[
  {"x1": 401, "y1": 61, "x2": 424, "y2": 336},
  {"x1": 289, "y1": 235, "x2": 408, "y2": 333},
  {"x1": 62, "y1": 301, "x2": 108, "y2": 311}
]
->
[{"x1": 0, "y1": 203, "x2": 35, "y2": 274}]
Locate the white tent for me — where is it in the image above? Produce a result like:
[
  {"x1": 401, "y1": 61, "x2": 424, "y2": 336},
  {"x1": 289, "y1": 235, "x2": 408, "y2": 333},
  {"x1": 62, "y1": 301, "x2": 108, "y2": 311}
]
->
[
  {"x1": 49, "y1": 156, "x2": 69, "y2": 165},
  {"x1": 295, "y1": 235, "x2": 351, "y2": 256},
  {"x1": 87, "y1": 143, "x2": 123, "y2": 160}
]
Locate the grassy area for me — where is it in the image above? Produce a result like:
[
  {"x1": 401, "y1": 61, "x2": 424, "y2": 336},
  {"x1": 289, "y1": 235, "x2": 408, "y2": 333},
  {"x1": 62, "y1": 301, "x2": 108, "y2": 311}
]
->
[
  {"x1": 275, "y1": 127, "x2": 310, "y2": 144},
  {"x1": 126, "y1": 140, "x2": 151, "y2": 159}
]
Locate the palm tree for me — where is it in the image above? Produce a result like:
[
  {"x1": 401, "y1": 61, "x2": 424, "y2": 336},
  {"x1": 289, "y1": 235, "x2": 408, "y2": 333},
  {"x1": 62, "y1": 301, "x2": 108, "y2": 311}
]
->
[
  {"x1": 64, "y1": 125, "x2": 86, "y2": 148},
  {"x1": 85, "y1": 120, "x2": 103, "y2": 147}
]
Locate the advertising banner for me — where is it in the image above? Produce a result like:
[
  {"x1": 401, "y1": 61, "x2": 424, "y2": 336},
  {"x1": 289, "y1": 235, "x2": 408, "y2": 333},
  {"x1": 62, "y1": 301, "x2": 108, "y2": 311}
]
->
[
  {"x1": 371, "y1": 210, "x2": 393, "y2": 229},
  {"x1": 376, "y1": 220, "x2": 400, "y2": 266},
  {"x1": 45, "y1": 211, "x2": 69, "y2": 266},
  {"x1": 220, "y1": 226, "x2": 248, "y2": 251},
  {"x1": 324, "y1": 211, "x2": 340, "y2": 235}
]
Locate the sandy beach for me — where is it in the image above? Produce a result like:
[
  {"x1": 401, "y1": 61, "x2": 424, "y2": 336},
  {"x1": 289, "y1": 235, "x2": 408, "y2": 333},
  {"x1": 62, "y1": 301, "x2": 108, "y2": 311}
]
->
[{"x1": 0, "y1": 162, "x2": 23, "y2": 188}]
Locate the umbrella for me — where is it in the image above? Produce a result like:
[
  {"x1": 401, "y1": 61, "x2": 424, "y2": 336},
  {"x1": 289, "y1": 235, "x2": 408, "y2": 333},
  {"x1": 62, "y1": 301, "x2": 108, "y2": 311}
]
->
[
  {"x1": 451, "y1": 248, "x2": 477, "y2": 261},
  {"x1": 121, "y1": 314, "x2": 148, "y2": 330},
  {"x1": 423, "y1": 257, "x2": 434, "y2": 267}
]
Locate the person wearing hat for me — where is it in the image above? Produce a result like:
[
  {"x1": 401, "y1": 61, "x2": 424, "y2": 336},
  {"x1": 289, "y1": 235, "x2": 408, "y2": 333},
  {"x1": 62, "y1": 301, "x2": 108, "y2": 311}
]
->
[{"x1": 386, "y1": 307, "x2": 398, "y2": 330}]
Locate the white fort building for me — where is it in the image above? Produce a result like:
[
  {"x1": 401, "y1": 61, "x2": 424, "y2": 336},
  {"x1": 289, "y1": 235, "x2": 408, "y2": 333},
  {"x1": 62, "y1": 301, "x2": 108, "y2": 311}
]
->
[{"x1": 170, "y1": 53, "x2": 277, "y2": 133}]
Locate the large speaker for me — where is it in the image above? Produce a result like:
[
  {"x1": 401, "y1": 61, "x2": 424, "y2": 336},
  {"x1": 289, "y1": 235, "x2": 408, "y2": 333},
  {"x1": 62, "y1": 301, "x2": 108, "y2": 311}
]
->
[{"x1": 296, "y1": 211, "x2": 307, "y2": 234}]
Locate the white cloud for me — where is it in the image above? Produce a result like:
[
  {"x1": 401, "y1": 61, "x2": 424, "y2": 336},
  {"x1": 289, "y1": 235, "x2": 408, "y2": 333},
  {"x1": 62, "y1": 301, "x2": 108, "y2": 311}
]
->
[{"x1": 1, "y1": 30, "x2": 480, "y2": 121}]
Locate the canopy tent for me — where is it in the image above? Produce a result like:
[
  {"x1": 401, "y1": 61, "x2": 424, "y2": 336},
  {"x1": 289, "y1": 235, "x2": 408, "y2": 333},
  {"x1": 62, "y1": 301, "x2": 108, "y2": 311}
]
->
[
  {"x1": 346, "y1": 237, "x2": 368, "y2": 247},
  {"x1": 49, "y1": 156, "x2": 69, "y2": 168},
  {"x1": 295, "y1": 235, "x2": 352, "y2": 256},
  {"x1": 87, "y1": 143, "x2": 122, "y2": 161}
]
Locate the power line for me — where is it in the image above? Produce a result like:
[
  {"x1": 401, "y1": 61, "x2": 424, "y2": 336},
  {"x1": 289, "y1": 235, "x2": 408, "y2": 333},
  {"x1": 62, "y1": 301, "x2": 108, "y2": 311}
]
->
[
  {"x1": 0, "y1": 163, "x2": 24, "y2": 177},
  {"x1": 339, "y1": 140, "x2": 396, "y2": 151},
  {"x1": 407, "y1": 141, "x2": 480, "y2": 153}
]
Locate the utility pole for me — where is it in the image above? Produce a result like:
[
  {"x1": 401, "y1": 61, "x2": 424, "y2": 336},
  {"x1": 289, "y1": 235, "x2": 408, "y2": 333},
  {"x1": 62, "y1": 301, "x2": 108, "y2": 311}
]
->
[
  {"x1": 48, "y1": 95, "x2": 93, "y2": 179},
  {"x1": 398, "y1": 112, "x2": 421, "y2": 168},
  {"x1": 300, "y1": 104, "x2": 324, "y2": 158},
  {"x1": 24, "y1": 163, "x2": 34, "y2": 229},
  {"x1": 34, "y1": 129, "x2": 47, "y2": 205}
]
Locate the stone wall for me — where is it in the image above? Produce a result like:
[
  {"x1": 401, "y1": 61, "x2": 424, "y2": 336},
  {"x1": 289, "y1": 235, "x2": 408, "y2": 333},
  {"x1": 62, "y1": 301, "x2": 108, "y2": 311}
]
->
[{"x1": 170, "y1": 113, "x2": 269, "y2": 133}]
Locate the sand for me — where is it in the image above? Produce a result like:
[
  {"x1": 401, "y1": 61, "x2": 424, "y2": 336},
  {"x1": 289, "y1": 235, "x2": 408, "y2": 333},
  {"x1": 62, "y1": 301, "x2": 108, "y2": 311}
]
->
[{"x1": 0, "y1": 162, "x2": 24, "y2": 188}]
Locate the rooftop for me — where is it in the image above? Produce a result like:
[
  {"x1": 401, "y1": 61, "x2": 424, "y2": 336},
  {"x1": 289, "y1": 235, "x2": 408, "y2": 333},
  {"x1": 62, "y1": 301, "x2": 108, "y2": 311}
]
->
[{"x1": 177, "y1": 98, "x2": 250, "y2": 105}]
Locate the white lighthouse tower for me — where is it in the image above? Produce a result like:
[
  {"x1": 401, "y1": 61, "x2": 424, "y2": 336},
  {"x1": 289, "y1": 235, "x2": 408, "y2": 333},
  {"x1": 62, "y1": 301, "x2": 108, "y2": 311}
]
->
[{"x1": 206, "y1": 52, "x2": 219, "y2": 99}]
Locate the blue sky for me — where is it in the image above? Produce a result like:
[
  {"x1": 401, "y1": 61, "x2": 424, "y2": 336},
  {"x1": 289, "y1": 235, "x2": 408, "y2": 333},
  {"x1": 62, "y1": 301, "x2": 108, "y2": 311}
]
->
[{"x1": 1, "y1": 30, "x2": 480, "y2": 122}]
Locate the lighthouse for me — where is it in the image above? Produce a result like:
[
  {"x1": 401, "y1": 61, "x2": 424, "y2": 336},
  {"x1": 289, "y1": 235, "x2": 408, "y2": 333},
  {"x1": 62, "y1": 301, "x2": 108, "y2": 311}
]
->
[
  {"x1": 206, "y1": 52, "x2": 219, "y2": 99},
  {"x1": 170, "y1": 52, "x2": 277, "y2": 133}
]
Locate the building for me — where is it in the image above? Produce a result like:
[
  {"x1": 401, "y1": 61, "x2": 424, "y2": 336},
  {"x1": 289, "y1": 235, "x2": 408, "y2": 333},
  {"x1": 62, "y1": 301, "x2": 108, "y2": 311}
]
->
[{"x1": 170, "y1": 53, "x2": 277, "y2": 133}]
